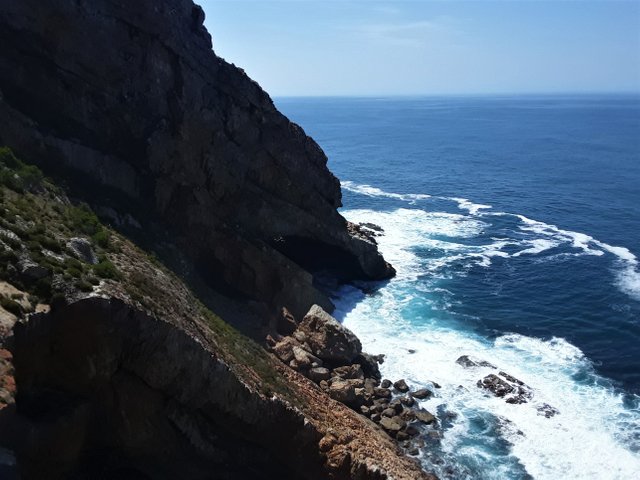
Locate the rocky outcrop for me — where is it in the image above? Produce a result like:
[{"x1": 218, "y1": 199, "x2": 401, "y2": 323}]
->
[
  {"x1": 0, "y1": 171, "x2": 431, "y2": 479},
  {"x1": 268, "y1": 306, "x2": 441, "y2": 460},
  {"x1": 0, "y1": 0, "x2": 394, "y2": 322},
  {"x1": 298, "y1": 305, "x2": 363, "y2": 364},
  {"x1": 1, "y1": 293, "x2": 433, "y2": 480}
]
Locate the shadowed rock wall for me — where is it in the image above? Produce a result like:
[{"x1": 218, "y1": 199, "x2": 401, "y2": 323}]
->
[{"x1": 0, "y1": 0, "x2": 393, "y2": 319}]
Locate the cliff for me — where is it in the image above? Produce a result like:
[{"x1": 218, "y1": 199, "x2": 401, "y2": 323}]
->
[
  {"x1": 0, "y1": 151, "x2": 432, "y2": 479},
  {"x1": 0, "y1": 0, "x2": 393, "y2": 324}
]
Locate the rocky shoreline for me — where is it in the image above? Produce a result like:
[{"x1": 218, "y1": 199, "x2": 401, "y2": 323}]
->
[{"x1": 267, "y1": 304, "x2": 442, "y2": 458}]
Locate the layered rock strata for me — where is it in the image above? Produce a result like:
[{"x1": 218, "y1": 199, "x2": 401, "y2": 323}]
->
[{"x1": 0, "y1": 0, "x2": 394, "y2": 322}]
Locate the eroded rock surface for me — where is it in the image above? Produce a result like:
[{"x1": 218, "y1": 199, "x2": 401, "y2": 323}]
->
[{"x1": 0, "y1": 0, "x2": 394, "y2": 321}]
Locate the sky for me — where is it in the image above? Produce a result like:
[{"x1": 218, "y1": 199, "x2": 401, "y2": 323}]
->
[{"x1": 199, "y1": 0, "x2": 640, "y2": 96}]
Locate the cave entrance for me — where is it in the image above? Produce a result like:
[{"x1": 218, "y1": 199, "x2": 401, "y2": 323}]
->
[{"x1": 271, "y1": 235, "x2": 363, "y2": 285}]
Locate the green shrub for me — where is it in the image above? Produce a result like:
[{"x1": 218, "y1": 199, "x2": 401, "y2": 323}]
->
[
  {"x1": 0, "y1": 249, "x2": 18, "y2": 263},
  {"x1": 64, "y1": 258, "x2": 83, "y2": 270},
  {"x1": 0, "y1": 148, "x2": 43, "y2": 192},
  {"x1": 75, "y1": 280, "x2": 93, "y2": 292},
  {"x1": 93, "y1": 259, "x2": 120, "y2": 279},
  {"x1": 66, "y1": 267, "x2": 82, "y2": 278},
  {"x1": 0, "y1": 147, "x2": 21, "y2": 169},
  {"x1": 0, "y1": 169, "x2": 24, "y2": 192},
  {"x1": 0, "y1": 296, "x2": 23, "y2": 316},
  {"x1": 66, "y1": 204, "x2": 102, "y2": 236},
  {"x1": 40, "y1": 235, "x2": 62, "y2": 253},
  {"x1": 17, "y1": 164, "x2": 43, "y2": 190},
  {"x1": 91, "y1": 229, "x2": 110, "y2": 249}
]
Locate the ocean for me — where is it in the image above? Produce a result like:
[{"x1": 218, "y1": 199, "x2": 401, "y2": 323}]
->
[{"x1": 277, "y1": 95, "x2": 640, "y2": 479}]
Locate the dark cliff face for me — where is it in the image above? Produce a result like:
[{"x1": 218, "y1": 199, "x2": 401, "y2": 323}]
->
[{"x1": 0, "y1": 0, "x2": 393, "y2": 319}]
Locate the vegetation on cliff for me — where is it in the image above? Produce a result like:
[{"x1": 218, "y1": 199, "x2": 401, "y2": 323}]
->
[{"x1": 0, "y1": 148, "x2": 433, "y2": 480}]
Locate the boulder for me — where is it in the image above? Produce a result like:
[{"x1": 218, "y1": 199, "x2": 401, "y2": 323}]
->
[
  {"x1": 410, "y1": 388, "x2": 432, "y2": 400},
  {"x1": 364, "y1": 378, "x2": 378, "y2": 395},
  {"x1": 66, "y1": 237, "x2": 98, "y2": 264},
  {"x1": 356, "y1": 353, "x2": 383, "y2": 380},
  {"x1": 379, "y1": 417, "x2": 403, "y2": 433},
  {"x1": 381, "y1": 408, "x2": 396, "y2": 418},
  {"x1": 17, "y1": 259, "x2": 49, "y2": 281},
  {"x1": 297, "y1": 305, "x2": 362, "y2": 363},
  {"x1": 292, "y1": 346, "x2": 322, "y2": 369},
  {"x1": 414, "y1": 409, "x2": 437, "y2": 425},
  {"x1": 380, "y1": 379, "x2": 392, "y2": 389},
  {"x1": 328, "y1": 379, "x2": 356, "y2": 406},
  {"x1": 270, "y1": 336, "x2": 300, "y2": 364},
  {"x1": 393, "y1": 379, "x2": 409, "y2": 393},
  {"x1": 373, "y1": 387, "x2": 391, "y2": 399},
  {"x1": 307, "y1": 367, "x2": 331, "y2": 383},
  {"x1": 332, "y1": 364, "x2": 364, "y2": 380},
  {"x1": 399, "y1": 396, "x2": 415, "y2": 407}
]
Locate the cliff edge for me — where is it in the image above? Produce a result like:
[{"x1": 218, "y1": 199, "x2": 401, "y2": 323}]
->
[
  {"x1": 0, "y1": 0, "x2": 394, "y2": 321},
  {"x1": 0, "y1": 149, "x2": 430, "y2": 479}
]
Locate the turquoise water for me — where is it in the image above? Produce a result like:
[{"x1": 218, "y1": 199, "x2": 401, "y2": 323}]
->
[{"x1": 277, "y1": 95, "x2": 640, "y2": 479}]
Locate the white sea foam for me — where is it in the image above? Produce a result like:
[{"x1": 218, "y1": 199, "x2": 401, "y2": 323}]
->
[
  {"x1": 337, "y1": 206, "x2": 640, "y2": 479},
  {"x1": 593, "y1": 241, "x2": 640, "y2": 301},
  {"x1": 343, "y1": 179, "x2": 640, "y2": 301},
  {"x1": 341, "y1": 180, "x2": 431, "y2": 202},
  {"x1": 449, "y1": 197, "x2": 493, "y2": 215},
  {"x1": 512, "y1": 238, "x2": 559, "y2": 257}
]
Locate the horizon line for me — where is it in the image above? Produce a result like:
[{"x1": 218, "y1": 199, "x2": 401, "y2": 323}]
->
[{"x1": 272, "y1": 91, "x2": 640, "y2": 99}]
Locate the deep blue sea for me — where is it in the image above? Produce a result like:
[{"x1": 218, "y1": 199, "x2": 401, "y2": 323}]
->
[{"x1": 277, "y1": 95, "x2": 640, "y2": 479}]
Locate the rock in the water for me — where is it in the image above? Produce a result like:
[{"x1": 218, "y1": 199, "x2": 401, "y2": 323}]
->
[
  {"x1": 477, "y1": 374, "x2": 513, "y2": 397},
  {"x1": 66, "y1": 237, "x2": 98, "y2": 265},
  {"x1": 373, "y1": 387, "x2": 391, "y2": 399},
  {"x1": 537, "y1": 403, "x2": 560, "y2": 418},
  {"x1": 399, "y1": 396, "x2": 415, "y2": 407},
  {"x1": 477, "y1": 372, "x2": 532, "y2": 404},
  {"x1": 410, "y1": 388, "x2": 432, "y2": 400},
  {"x1": 297, "y1": 305, "x2": 362, "y2": 363},
  {"x1": 393, "y1": 379, "x2": 409, "y2": 393},
  {"x1": 405, "y1": 424, "x2": 420, "y2": 437},
  {"x1": 414, "y1": 409, "x2": 437, "y2": 425},
  {"x1": 380, "y1": 379, "x2": 392, "y2": 389},
  {"x1": 456, "y1": 355, "x2": 496, "y2": 369}
]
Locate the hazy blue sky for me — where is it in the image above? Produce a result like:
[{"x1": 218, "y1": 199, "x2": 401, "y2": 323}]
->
[{"x1": 199, "y1": 0, "x2": 640, "y2": 96}]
